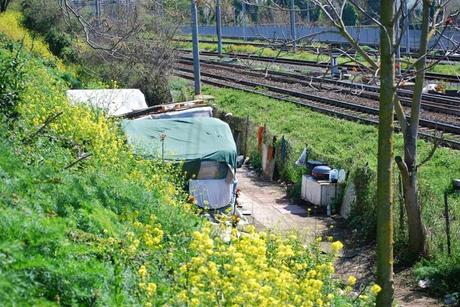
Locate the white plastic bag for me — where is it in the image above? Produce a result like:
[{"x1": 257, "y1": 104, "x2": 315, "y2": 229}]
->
[{"x1": 295, "y1": 147, "x2": 308, "y2": 167}]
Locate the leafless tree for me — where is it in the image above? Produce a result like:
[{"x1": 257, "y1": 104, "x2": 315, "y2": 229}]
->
[{"x1": 60, "y1": 0, "x2": 184, "y2": 105}]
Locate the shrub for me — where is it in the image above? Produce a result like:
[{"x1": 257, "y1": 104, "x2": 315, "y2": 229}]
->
[
  {"x1": 415, "y1": 254, "x2": 460, "y2": 296},
  {"x1": 45, "y1": 28, "x2": 77, "y2": 62},
  {"x1": 21, "y1": 0, "x2": 61, "y2": 34},
  {"x1": 0, "y1": 38, "x2": 25, "y2": 117}
]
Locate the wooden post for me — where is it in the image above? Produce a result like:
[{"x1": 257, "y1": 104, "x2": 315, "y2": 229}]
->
[{"x1": 244, "y1": 115, "x2": 249, "y2": 159}]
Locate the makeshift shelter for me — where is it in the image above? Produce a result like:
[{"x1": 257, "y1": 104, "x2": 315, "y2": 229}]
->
[
  {"x1": 122, "y1": 117, "x2": 238, "y2": 209},
  {"x1": 66, "y1": 89, "x2": 148, "y2": 116}
]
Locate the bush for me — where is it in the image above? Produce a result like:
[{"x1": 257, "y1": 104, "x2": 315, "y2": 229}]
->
[
  {"x1": 21, "y1": 0, "x2": 61, "y2": 34},
  {"x1": 0, "y1": 38, "x2": 25, "y2": 117},
  {"x1": 45, "y1": 28, "x2": 77, "y2": 62},
  {"x1": 415, "y1": 254, "x2": 460, "y2": 296}
]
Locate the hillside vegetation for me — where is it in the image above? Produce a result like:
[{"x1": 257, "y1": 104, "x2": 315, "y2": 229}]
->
[{"x1": 0, "y1": 11, "x2": 380, "y2": 306}]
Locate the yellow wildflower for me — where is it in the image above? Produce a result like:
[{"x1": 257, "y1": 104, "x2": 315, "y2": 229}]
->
[
  {"x1": 138, "y1": 265, "x2": 148, "y2": 279},
  {"x1": 331, "y1": 241, "x2": 344, "y2": 253},
  {"x1": 146, "y1": 283, "x2": 157, "y2": 297},
  {"x1": 347, "y1": 275, "x2": 357, "y2": 286},
  {"x1": 370, "y1": 284, "x2": 382, "y2": 295}
]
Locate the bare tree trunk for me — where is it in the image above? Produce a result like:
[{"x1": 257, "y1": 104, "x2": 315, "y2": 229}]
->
[
  {"x1": 376, "y1": 0, "x2": 395, "y2": 305},
  {"x1": 395, "y1": 0, "x2": 430, "y2": 260}
]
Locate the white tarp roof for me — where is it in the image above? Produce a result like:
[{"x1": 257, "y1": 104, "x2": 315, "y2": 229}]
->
[
  {"x1": 66, "y1": 89, "x2": 148, "y2": 116},
  {"x1": 136, "y1": 106, "x2": 213, "y2": 120}
]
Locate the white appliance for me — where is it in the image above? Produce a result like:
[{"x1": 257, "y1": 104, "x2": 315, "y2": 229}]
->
[{"x1": 301, "y1": 175, "x2": 342, "y2": 208}]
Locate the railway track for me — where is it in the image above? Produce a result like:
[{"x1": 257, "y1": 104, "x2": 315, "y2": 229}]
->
[
  {"x1": 174, "y1": 61, "x2": 460, "y2": 149},
  {"x1": 178, "y1": 56, "x2": 460, "y2": 115},
  {"x1": 175, "y1": 38, "x2": 460, "y2": 63},
  {"x1": 179, "y1": 49, "x2": 460, "y2": 83}
]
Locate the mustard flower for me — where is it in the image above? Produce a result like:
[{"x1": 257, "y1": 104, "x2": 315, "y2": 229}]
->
[
  {"x1": 347, "y1": 275, "x2": 357, "y2": 286},
  {"x1": 370, "y1": 284, "x2": 382, "y2": 295},
  {"x1": 331, "y1": 241, "x2": 344, "y2": 253}
]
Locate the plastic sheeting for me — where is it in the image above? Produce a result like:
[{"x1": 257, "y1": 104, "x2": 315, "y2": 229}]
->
[
  {"x1": 140, "y1": 106, "x2": 213, "y2": 119},
  {"x1": 122, "y1": 117, "x2": 237, "y2": 169},
  {"x1": 189, "y1": 178, "x2": 235, "y2": 209},
  {"x1": 66, "y1": 89, "x2": 147, "y2": 116}
]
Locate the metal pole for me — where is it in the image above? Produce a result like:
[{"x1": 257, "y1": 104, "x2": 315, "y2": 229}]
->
[
  {"x1": 191, "y1": 0, "x2": 202, "y2": 95},
  {"x1": 242, "y1": 1, "x2": 247, "y2": 41},
  {"x1": 395, "y1": 0, "x2": 401, "y2": 76},
  {"x1": 306, "y1": 1, "x2": 310, "y2": 24},
  {"x1": 444, "y1": 191, "x2": 452, "y2": 256},
  {"x1": 290, "y1": 0, "x2": 297, "y2": 51},
  {"x1": 216, "y1": 0, "x2": 223, "y2": 56},
  {"x1": 404, "y1": 1, "x2": 410, "y2": 53},
  {"x1": 95, "y1": 0, "x2": 101, "y2": 26}
]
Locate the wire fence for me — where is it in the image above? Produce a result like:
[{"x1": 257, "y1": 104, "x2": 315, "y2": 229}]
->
[{"x1": 180, "y1": 24, "x2": 460, "y2": 52}]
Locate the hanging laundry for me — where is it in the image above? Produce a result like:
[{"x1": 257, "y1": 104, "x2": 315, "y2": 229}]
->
[
  {"x1": 280, "y1": 136, "x2": 287, "y2": 162},
  {"x1": 257, "y1": 125, "x2": 264, "y2": 151}
]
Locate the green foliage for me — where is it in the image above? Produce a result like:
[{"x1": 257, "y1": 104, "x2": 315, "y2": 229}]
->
[
  {"x1": 415, "y1": 254, "x2": 460, "y2": 296},
  {"x1": 60, "y1": 72, "x2": 82, "y2": 89},
  {"x1": 349, "y1": 166, "x2": 377, "y2": 241},
  {"x1": 0, "y1": 38, "x2": 25, "y2": 117},
  {"x1": 0, "y1": 34, "x2": 204, "y2": 304},
  {"x1": 0, "y1": 11, "x2": 57, "y2": 63},
  {"x1": 45, "y1": 28, "x2": 77, "y2": 62},
  {"x1": 342, "y1": 4, "x2": 358, "y2": 26},
  {"x1": 21, "y1": 0, "x2": 61, "y2": 34},
  {"x1": 20, "y1": 0, "x2": 78, "y2": 63},
  {"x1": 0, "y1": 129, "x2": 203, "y2": 305}
]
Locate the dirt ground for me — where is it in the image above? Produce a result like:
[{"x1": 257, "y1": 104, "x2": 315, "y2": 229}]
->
[{"x1": 236, "y1": 166, "x2": 441, "y2": 306}]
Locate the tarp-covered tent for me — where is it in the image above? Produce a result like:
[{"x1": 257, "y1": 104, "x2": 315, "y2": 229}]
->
[
  {"x1": 122, "y1": 117, "x2": 238, "y2": 208},
  {"x1": 123, "y1": 117, "x2": 236, "y2": 169},
  {"x1": 66, "y1": 89, "x2": 148, "y2": 116}
]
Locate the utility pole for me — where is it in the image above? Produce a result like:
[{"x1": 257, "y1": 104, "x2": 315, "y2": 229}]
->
[
  {"x1": 191, "y1": 0, "x2": 202, "y2": 95},
  {"x1": 216, "y1": 0, "x2": 223, "y2": 56},
  {"x1": 242, "y1": 1, "x2": 247, "y2": 41},
  {"x1": 404, "y1": 1, "x2": 410, "y2": 53},
  {"x1": 290, "y1": 0, "x2": 297, "y2": 51},
  {"x1": 395, "y1": 0, "x2": 401, "y2": 76},
  {"x1": 95, "y1": 0, "x2": 101, "y2": 26}
]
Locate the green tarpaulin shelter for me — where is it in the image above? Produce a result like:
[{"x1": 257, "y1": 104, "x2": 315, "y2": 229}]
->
[{"x1": 122, "y1": 117, "x2": 237, "y2": 176}]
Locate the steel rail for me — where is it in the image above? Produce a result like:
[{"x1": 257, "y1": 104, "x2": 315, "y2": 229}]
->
[
  {"x1": 179, "y1": 49, "x2": 460, "y2": 83},
  {"x1": 174, "y1": 38, "x2": 460, "y2": 62},
  {"x1": 178, "y1": 57, "x2": 460, "y2": 117}
]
